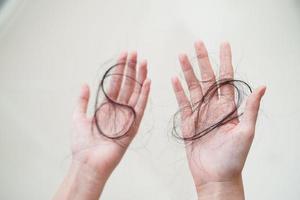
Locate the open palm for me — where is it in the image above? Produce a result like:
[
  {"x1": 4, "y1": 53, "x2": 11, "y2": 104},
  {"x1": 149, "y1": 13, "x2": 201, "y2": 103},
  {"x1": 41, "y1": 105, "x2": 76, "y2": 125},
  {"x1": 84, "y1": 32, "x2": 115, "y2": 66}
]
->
[
  {"x1": 172, "y1": 41, "x2": 266, "y2": 188},
  {"x1": 71, "y1": 51, "x2": 151, "y2": 180}
]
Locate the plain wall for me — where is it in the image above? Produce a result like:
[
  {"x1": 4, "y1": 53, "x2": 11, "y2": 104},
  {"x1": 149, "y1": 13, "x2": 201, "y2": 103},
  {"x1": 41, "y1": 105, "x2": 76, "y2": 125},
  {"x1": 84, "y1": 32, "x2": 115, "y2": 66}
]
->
[{"x1": 0, "y1": 0, "x2": 299, "y2": 199}]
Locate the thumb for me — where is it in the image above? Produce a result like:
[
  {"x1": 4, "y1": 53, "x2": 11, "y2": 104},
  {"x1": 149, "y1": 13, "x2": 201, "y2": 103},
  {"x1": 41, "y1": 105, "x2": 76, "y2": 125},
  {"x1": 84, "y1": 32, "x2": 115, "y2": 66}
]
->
[
  {"x1": 241, "y1": 86, "x2": 266, "y2": 131},
  {"x1": 73, "y1": 83, "x2": 90, "y2": 120}
]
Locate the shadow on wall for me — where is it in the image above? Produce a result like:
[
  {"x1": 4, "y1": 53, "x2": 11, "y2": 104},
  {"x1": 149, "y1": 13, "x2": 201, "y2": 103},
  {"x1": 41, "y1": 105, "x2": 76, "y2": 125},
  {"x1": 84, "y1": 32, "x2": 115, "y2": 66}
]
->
[
  {"x1": 295, "y1": 0, "x2": 300, "y2": 8},
  {"x1": 0, "y1": 0, "x2": 23, "y2": 35},
  {"x1": 0, "y1": 1, "x2": 7, "y2": 9}
]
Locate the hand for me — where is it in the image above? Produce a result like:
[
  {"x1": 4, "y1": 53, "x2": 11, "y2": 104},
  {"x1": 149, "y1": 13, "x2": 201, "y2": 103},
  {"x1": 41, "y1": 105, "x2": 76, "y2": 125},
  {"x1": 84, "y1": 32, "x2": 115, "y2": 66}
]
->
[
  {"x1": 54, "y1": 51, "x2": 151, "y2": 200},
  {"x1": 171, "y1": 41, "x2": 266, "y2": 199},
  {"x1": 72, "y1": 51, "x2": 151, "y2": 179}
]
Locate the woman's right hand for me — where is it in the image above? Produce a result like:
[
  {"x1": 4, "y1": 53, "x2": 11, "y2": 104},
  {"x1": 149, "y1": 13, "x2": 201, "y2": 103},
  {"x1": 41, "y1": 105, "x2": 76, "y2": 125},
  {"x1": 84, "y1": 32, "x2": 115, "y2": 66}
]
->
[{"x1": 172, "y1": 41, "x2": 266, "y2": 199}]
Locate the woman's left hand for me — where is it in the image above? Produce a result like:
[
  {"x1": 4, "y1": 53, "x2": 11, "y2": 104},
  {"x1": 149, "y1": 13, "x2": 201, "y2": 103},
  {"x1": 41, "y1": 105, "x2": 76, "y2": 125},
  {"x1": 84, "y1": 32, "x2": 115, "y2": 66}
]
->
[
  {"x1": 72, "y1": 51, "x2": 151, "y2": 179},
  {"x1": 54, "y1": 51, "x2": 151, "y2": 200}
]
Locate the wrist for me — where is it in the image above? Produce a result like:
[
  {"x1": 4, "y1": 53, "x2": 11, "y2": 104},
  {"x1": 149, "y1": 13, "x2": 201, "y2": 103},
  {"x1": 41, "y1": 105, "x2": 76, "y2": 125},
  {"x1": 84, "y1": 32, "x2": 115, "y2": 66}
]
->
[
  {"x1": 72, "y1": 153, "x2": 114, "y2": 180},
  {"x1": 69, "y1": 159, "x2": 109, "y2": 186},
  {"x1": 54, "y1": 160, "x2": 108, "y2": 200},
  {"x1": 196, "y1": 175, "x2": 244, "y2": 200}
]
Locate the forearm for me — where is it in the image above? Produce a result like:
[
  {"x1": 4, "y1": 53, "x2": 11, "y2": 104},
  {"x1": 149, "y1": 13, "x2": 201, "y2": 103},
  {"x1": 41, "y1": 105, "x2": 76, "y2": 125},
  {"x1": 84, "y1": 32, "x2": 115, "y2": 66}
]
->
[
  {"x1": 196, "y1": 175, "x2": 245, "y2": 200},
  {"x1": 53, "y1": 160, "x2": 108, "y2": 200}
]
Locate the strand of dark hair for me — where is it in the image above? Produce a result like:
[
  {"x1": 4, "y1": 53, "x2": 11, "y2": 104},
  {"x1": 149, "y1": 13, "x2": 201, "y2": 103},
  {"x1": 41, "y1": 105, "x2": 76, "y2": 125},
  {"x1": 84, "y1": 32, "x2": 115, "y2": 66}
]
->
[
  {"x1": 92, "y1": 62, "x2": 142, "y2": 140},
  {"x1": 172, "y1": 79, "x2": 252, "y2": 141}
]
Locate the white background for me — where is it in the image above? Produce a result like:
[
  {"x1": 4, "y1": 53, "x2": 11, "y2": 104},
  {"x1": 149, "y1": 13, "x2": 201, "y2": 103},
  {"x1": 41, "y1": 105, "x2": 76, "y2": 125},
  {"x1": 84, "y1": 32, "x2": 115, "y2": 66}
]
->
[{"x1": 0, "y1": 0, "x2": 299, "y2": 199}]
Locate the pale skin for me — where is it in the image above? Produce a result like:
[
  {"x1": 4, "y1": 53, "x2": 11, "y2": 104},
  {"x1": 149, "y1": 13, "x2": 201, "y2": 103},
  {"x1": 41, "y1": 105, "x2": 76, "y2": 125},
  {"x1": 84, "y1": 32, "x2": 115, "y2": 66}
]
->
[
  {"x1": 171, "y1": 41, "x2": 266, "y2": 200},
  {"x1": 54, "y1": 41, "x2": 265, "y2": 200},
  {"x1": 54, "y1": 51, "x2": 151, "y2": 200}
]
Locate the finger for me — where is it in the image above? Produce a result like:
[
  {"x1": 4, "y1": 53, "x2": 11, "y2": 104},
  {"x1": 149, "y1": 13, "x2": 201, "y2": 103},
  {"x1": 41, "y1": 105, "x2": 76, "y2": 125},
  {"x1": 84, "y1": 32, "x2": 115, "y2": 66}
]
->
[
  {"x1": 128, "y1": 59, "x2": 148, "y2": 106},
  {"x1": 106, "y1": 51, "x2": 128, "y2": 100},
  {"x1": 240, "y1": 86, "x2": 266, "y2": 133},
  {"x1": 179, "y1": 54, "x2": 203, "y2": 105},
  {"x1": 118, "y1": 51, "x2": 137, "y2": 103},
  {"x1": 219, "y1": 42, "x2": 234, "y2": 101},
  {"x1": 171, "y1": 77, "x2": 192, "y2": 119},
  {"x1": 194, "y1": 40, "x2": 217, "y2": 98},
  {"x1": 73, "y1": 83, "x2": 90, "y2": 120},
  {"x1": 134, "y1": 79, "x2": 151, "y2": 121}
]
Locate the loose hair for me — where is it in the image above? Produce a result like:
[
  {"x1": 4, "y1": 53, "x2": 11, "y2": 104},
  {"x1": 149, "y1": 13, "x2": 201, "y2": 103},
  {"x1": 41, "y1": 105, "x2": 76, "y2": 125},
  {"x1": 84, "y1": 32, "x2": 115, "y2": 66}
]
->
[
  {"x1": 172, "y1": 78, "x2": 252, "y2": 141},
  {"x1": 92, "y1": 62, "x2": 141, "y2": 139}
]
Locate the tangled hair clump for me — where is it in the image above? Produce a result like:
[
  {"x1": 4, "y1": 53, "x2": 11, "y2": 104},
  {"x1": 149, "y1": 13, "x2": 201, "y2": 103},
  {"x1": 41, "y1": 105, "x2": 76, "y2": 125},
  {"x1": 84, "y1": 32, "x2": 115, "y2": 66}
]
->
[
  {"x1": 172, "y1": 78, "x2": 252, "y2": 141},
  {"x1": 92, "y1": 62, "x2": 142, "y2": 140}
]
